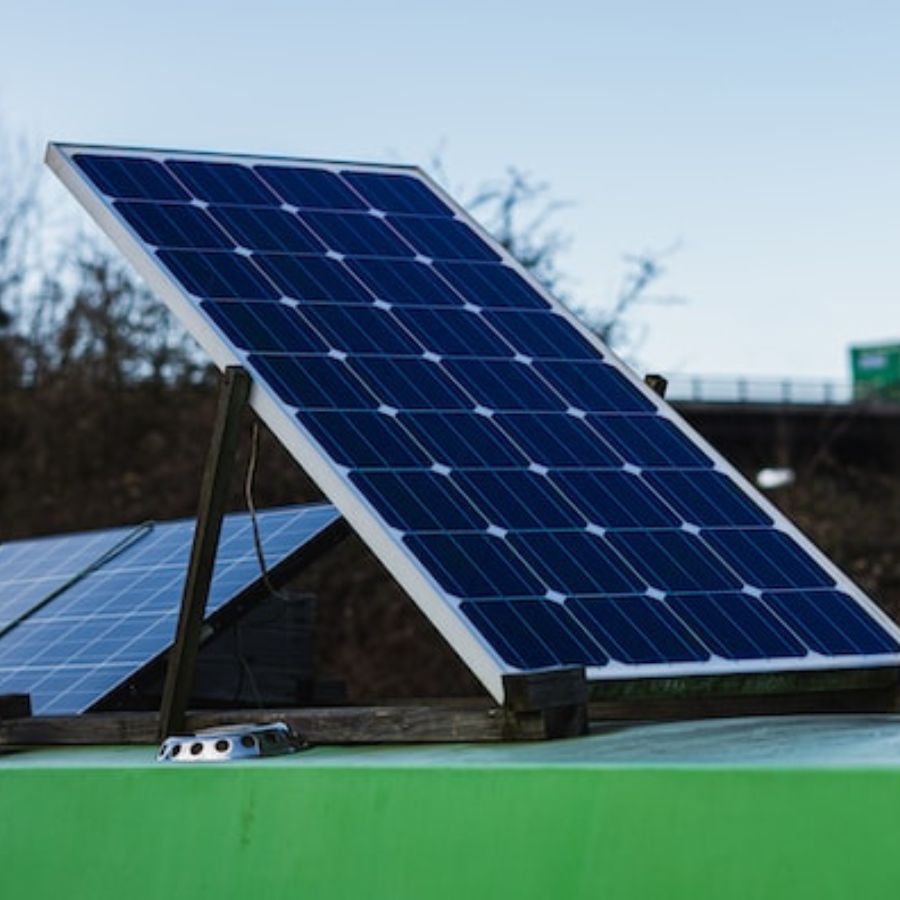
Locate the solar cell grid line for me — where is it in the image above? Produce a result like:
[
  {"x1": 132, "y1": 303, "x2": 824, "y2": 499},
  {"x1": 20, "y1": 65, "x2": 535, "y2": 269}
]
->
[
  {"x1": 49, "y1": 142, "x2": 900, "y2": 702},
  {"x1": 0, "y1": 504, "x2": 341, "y2": 714}
]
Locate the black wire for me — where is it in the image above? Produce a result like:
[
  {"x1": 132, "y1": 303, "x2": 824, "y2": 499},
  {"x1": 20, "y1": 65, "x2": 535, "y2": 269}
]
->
[
  {"x1": 239, "y1": 420, "x2": 290, "y2": 708},
  {"x1": 244, "y1": 421, "x2": 285, "y2": 600}
]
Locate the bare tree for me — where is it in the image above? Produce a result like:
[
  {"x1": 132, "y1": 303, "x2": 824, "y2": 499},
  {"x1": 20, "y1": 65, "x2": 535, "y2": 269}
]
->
[
  {"x1": 467, "y1": 167, "x2": 571, "y2": 298},
  {"x1": 0, "y1": 128, "x2": 42, "y2": 387},
  {"x1": 28, "y1": 235, "x2": 207, "y2": 388},
  {"x1": 573, "y1": 242, "x2": 685, "y2": 355},
  {"x1": 449, "y1": 164, "x2": 683, "y2": 356}
]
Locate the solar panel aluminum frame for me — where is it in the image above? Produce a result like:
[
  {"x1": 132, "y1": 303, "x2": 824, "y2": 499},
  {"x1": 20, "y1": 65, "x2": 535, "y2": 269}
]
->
[{"x1": 47, "y1": 142, "x2": 900, "y2": 703}]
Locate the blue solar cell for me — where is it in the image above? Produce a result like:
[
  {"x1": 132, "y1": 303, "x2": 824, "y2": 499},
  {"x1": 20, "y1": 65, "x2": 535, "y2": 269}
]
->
[
  {"x1": 0, "y1": 505, "x2": 341, "y2": 714},
  {"x1": 251, "y1": 355, "x2": 374, "y2": 409},
  {"x1": 55, "y1": 145, "x2": 900, "y2": 695},
  {"x1": 203, "y1": 301, "x2": 328, "y2": 353},
  {"x1": 495, "y1": 413, "x2": 622, "y2": 468},
  {"x1": 167, "y1": 160, "x2": 280, "y2": 205},
  {"x1": 483, "y1": 310, "x2": 598, "y2": 360},
  {"x1": 666, "y1": 592, "x2": 806, "y2": 660},
  {"x1": 535, "y1": 361, "x2": 655, "y2": 413},
  {"x1": 763, "y1": 590, "x2": 900, "y2": 656},
  {"x1": 346, "y1": 258, "x2": 463, "y2": 306},
  {"x1": 644, "y1": 470, "x2": 773, "y2": 527},
  {"x1": 298, "y1": 410, "x2": 430, "y2": 468},
  {"x1": 453, "y1": 470, "x2": 585, "y2": 529},
  {"x1": 608, "y1": 531, "x2": 742, "y2": 592},
  {"x1": 158, "y1": 249, "x2": 279, "y2": 300},
  {"x1": 567, "y1": 596, "x2": 709, "y2": 664},
  {"x1": 389, "y1": 217, "x2": 500, "y2": 262},
  {"x1": 351, "y1": 357, "x2": 471, "y2": 410},
  {"x1": 587, "y1": 415, "x2": 713, "y2": 468},
  {"x1": 255, "y1": 254, "x2": 373, "y2": 302},
  {"x1": 461, "y1": 599, "x2": 608, "y2": 668},
  {"x1": 209, "y1": 206, "x2": 325, "y2": 253},
  {"x1": 351, "y1": 471, "x2": 485, "y2": 531},
  {"x1": 398, "y1": 412, "x2": 528, "y2": 467},
  {"x1": 393, "y1": 308, "x2": 513, "y2": 357},
  {"x1": 550, "y1": 471, "x2": 680, "y2": 528},
  {"x1": 255, "y1": 165, "x2": 367, "y2": 210},
  {"x1": 302, "y1": 304, "x2": 422, "y2": 355},
  {"x1": 74, "y1": 154, "x2": 190, "y2": 201},
  {"x1": 444, "y1": 359, "x2": 565, "y2": 411},
  {"x1": 342, "y1": 171, "x2": 454, "y2": 217},
  {"x1": 300, "y1": 211, "x2": 415, "y2": 257},
  {"x1": 704, "y1": 529, "x2": 835, "y2": 590},
  {"x1": 404, "y1": 533, "x2": 544, "y2": 598},
  {"x1": 509, "y1": 531, "x2": 646, "y2": 595},
  {"x1": 434, "y1": 262, "x2": 550, "y2": 310},
  {"x1": 114, "y1": 201, "x2": 234, "y2": 249}
]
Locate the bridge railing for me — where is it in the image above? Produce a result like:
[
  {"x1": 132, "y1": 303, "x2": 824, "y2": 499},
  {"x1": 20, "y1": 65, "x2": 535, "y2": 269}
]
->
[{"x1": 662, "y1": 376, "x2": 864, "y2": 406}]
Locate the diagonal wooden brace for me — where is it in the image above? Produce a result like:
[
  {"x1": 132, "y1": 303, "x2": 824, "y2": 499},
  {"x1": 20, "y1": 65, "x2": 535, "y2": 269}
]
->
[{"x1": 158, "y1": 366, "x2": 251, "y2": 739}]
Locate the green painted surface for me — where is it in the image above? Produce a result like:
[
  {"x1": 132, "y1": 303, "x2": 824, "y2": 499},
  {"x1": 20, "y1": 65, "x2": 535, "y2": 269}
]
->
[{"x1": 4, "y1": 717, "x2": 900, "y2": 899}]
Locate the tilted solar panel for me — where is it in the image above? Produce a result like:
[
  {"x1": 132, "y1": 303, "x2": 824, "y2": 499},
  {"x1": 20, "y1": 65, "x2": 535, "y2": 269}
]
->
[
  {"x1": 48, "y1": 143, "x2": 900, "y2": 702},
  {"x1": 0, "y1": 504, "x2": 341, "y2": 713}
]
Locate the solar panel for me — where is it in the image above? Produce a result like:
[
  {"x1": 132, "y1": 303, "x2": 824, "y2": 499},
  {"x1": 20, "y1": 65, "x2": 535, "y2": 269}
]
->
[
  {"x1": 0, "y1": 504, "x2": 341, "y2": 714},
  {"x1": 48, "y1": 143, "x2": 900, "y2": 702}
]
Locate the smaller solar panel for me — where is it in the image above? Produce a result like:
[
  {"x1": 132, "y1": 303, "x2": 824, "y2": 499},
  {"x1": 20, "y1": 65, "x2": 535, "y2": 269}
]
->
[{"x1": 0, "y1": 504, "x2": 341, "y2": 714}]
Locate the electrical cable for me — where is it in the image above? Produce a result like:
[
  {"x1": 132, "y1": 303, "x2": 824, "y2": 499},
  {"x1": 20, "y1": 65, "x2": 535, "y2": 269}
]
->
[
  {"x1": 240, "y1": 419, "x2": 288, "y2": 707},
  {"x1": 244, "y1": 420, "x2": 285, "y2": 600}
]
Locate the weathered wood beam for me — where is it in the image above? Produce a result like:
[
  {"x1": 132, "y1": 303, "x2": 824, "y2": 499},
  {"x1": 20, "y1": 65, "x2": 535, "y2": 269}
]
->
[
  {"x1": 0, "y1": 705, "x2": 513, "y2": 747},
  {"x1": 502, "y1": 667, "x2": 589, "y2": 740},
  {"x1": 4, "y1": 670, "x2": 896, "y2": 749},
  {"x1": 503, "y1": 666, "x2": 588, "y2": 712},
  {"x1": 588, "y1": 667, "x2": 900, "y2": 720},
  {"x1": 158, "y1": 366, "x2": 251, "y2": 740}
]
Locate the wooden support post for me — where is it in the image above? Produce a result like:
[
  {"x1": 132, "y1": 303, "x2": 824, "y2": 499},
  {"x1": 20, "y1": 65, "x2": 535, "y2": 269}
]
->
[
  {"x1": 158, "y1": 366, "x2": 251, "y2": 740},
  {"x1": 644, "y1": 373, "x2": 668, "y2": 399},
  {"x1": 502, "y1": 667, "x2": 589, "y2": 740}
]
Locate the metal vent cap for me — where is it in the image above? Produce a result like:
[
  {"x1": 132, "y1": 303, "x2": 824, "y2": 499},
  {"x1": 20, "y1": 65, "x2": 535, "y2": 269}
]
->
[{"x1": 157, "y1": 721, "x2": 304, "y2": 763}]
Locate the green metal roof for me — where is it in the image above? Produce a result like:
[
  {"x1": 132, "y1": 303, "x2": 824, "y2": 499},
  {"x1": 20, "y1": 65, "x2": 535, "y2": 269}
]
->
[{"x1": 5, "y1": 716, "x2": 900, "y2": 900}]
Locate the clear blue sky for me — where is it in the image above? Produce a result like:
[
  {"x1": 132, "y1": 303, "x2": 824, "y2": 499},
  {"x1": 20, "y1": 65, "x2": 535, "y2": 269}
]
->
[{"x1": 2, "y1": 0, "x2": 898, "y2": 380}]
